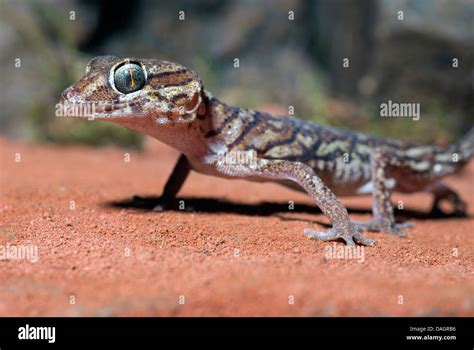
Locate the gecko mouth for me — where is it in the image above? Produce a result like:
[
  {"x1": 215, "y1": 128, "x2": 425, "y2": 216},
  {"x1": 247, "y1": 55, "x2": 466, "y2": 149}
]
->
[{"x1": 59, "y1": 87, "x2": 147, "y2": 119}]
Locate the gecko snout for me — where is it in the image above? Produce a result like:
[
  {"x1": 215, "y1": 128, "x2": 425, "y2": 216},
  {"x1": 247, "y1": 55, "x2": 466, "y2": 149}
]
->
[{"x1": 60, "y1": 86, "x2": 80, "y2": 103}]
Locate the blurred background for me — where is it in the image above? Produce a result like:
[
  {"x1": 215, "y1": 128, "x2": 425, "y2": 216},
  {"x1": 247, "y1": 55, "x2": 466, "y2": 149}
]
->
[{"x1": 0, "y1": 0, "x2": 472, "y2": 149}]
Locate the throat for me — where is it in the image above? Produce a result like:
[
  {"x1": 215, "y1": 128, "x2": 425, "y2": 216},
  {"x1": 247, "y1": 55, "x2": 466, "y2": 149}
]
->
[{"x1": 114, "y1": 117, "x2": 209, "y2": 159}]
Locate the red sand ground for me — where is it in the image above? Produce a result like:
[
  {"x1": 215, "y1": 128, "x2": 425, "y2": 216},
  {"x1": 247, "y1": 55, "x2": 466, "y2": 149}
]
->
[{"x1": 0, "y1": 136, "x2": 473, "y2": 316}]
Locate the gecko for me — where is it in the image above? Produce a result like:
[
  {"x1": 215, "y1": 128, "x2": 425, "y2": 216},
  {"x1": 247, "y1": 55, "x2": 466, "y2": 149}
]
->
[{"x1": 60, "y1": 56, "x2": 474, "y2": 246}]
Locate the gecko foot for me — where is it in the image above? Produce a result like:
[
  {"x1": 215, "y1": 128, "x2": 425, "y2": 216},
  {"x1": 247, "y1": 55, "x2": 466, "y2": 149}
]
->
[
  {"x1": 153, "y1": 197, "x2": 194, "y2": 212},
  {"x1": 305, "y1": 222, "x2": 375, "y2": 246},
  {"x1": 152, "y1": 196, "x2": 177, "y2": 212},
  {"x1": 354, "y1": 218, "x2": 412, "y2": 237},
  {"x1": 429, "y1": 182, "x2": 467, "y2": 217},
  {"x1": 131, "y1": 195, "x2": 181, "y2": 212},
  {"x1": 430, "y1": 198, "x2": 467, "y2": 217}
]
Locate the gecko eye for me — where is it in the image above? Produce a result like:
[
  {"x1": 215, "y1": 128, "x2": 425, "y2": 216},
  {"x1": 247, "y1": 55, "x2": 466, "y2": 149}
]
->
[{"x1": 114, "y1": 62, "x2": 146, "y2": 94}]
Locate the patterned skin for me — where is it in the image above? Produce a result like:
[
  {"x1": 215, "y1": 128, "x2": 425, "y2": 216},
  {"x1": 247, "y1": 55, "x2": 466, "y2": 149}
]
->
[{"x1": 60, "y1": 56, "x2": 474, "y2": 246}]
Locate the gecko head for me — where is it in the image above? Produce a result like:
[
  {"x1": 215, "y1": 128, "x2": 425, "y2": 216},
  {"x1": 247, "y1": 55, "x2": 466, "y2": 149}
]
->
[{"x1": 59, "y1": 55, "x2": 204, "y2": 124}]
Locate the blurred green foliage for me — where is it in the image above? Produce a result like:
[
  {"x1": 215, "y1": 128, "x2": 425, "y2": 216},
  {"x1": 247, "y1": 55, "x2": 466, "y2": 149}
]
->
[
  {"x1": 2, "y1": 0, "x2": 144, "y2": 149},
  {"x1": 1, "y1": 0, "x2": 470, "y2": 149}
]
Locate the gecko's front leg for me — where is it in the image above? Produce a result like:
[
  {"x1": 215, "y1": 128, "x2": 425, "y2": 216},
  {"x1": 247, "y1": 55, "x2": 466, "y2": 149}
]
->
[
  {"x1": 216, "y1": 157, "x2": 374, "y2": 246},
  {"x1": 153, "y1": 154, "x2": 191, "y2": 211},
  {"x1": 355, "y1": 148, "x2": 412, "y2": 237}
]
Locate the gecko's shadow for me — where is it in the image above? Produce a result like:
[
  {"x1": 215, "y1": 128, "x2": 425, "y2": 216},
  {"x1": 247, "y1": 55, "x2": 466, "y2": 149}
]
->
[{"x1": 107, "y1": 195, "x2": 468, "y2": 228}]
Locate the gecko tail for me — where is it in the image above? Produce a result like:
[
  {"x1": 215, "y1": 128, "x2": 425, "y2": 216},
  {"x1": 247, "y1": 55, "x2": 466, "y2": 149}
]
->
[
  {"x1": 453, "y1": 126, "x2": 474, "y2": 162},
  {"x1": 426, "y1": 126, "x2": 474, "y2": 177}
]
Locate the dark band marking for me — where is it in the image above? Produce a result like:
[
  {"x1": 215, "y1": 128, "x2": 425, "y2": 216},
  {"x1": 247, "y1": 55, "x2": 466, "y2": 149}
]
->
[
  {"x1": 260, "y1": 127, "x2": 298, "y2": 155},
  {"x1": 149, "y1": 92, "x2": 170, "y2": 102},
  {"x1": 158, "y1": 77, "x2": 194, "y2": 89},
  {"x1": 355, "y1": 149, "x2": 371, "y2": 163},
  {"x1": 318, "y1": 149, "x2": 347, "y2": 161},
  {"x1": 204, "y1": 130, "x2": 218, "y2": 138},
  {"x1": 152, "y1": 68, "x2": 189, "y2": 79},
  {"x1": 170, "y1": 93, "x2": 189, "y2": 103},
  {"x1": 302, "y1": 135, "x2": 323, "y2": 162},
  {"x1": 264, "y1": 129, "x2": 323, "y2": 162},
  {"x1": 346, "y1": 134, "x2": 357, "y2": 162},
  {"x1": 204, "y1": 109, "x2": 240, "y2": 138},
  {"x1": 227, "y1": 112, "x2": 262, "y2": 149}
]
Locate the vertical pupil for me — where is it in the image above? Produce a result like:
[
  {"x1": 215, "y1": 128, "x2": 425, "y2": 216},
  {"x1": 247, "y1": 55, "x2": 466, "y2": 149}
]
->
[{"x1": 129, "y1": 67, "x2": 135, "y2": 88}]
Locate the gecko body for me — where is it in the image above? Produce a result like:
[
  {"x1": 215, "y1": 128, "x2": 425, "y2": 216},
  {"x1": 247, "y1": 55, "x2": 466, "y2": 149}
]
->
[{"x1": 60, "y1": 56, "x2": 474, "y2": 245}]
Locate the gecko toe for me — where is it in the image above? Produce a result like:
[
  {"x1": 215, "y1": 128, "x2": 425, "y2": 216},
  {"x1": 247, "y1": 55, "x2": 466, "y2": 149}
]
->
[
  {"x1": 386, "y1": 222, "x2": 410, "y2": 237},
  {"x1": 378, "y1": 225, "x2": 407, "y2": 237},
  {"x1": 153, "y1": 204, "x2": 166, "y2": 212},
  {"x1": 353, "y1": 233, "x2": 375, "y2": 246},
  {"x1": 396, "y1": 221, "x2": 413, "y2": 229},
  {"x1": 355, "y1": 218, "x2": 411, "y2": 237},
  {"x1": 305, "y1": 228, "x2": 339, "y2": 241},
  {"x1": 305, "y1": 223, "x2": 374, "y2": 247},
  {"x1": 153, "y1": 196, "x2": 175, "y2": 211}
]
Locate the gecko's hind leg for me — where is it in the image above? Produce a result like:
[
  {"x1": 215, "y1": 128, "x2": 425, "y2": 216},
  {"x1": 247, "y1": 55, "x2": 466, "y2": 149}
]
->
[
  {"x1": 153, "y1": 154, "x2": 191, "y2": 211},
  {"x1": 427, "y1": 181, "x2": 467, "y2": 217},
  {"x1": 217, "y1": 158, "x2": 374, "y2": 246},
  {"x1": 355, "y1": 149, "x2": 412, "y2": 237}
]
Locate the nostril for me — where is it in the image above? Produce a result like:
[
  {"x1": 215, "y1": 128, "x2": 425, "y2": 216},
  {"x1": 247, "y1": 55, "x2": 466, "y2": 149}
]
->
[{"x1": 67, "y1": 90, "x2": 77, "y2": 99}]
